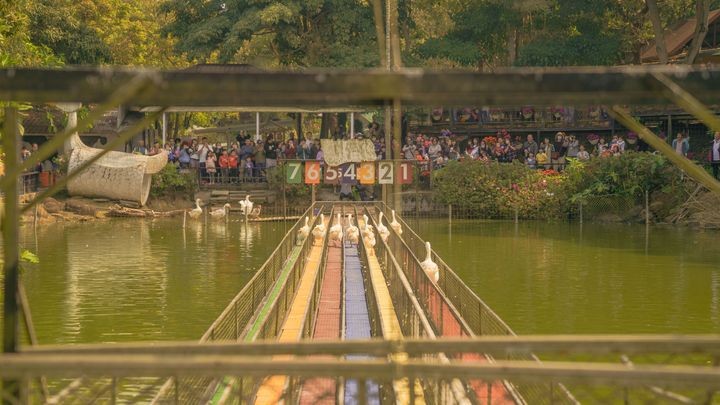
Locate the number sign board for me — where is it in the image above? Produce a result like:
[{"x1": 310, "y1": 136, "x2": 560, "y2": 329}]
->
[
  {"x1": 304, "y1": 161, "x2": 321, "y2": 184},
  {"x1": 286, "y1": 162, "x2": 302, "y2": 184}
]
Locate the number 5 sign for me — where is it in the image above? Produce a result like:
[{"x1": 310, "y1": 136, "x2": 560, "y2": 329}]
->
[
  {"x1": 286, "y1": 162, "x2": 302, "y2": 184},
  {"x1": 378, "y1": 162, "x2": 394, "y2": 184},
  {"x1": 397, "y1": 162, "x2": 413, "y2": 184},
  {"x1": 304, "y1": 161, "x2": 321, "y2": 184}
]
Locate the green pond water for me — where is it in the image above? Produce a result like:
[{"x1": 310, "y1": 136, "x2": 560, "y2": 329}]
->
[{"x1": 1, "y1": 218, "x2": 718, "y2": 345}]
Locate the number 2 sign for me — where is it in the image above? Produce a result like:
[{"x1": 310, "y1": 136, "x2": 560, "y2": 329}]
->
[
  {"x1": 397, "y1": 162, "x2": 413, "y2": 184},
  {"x1": 378, "y1": 162, "x2": 394, "y2": 184}
]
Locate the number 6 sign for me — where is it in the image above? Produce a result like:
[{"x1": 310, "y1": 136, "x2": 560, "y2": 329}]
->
[
  {"x1": 304, "y1": 161, "x2": 321, "y2": 184},
  {"x1": 378, "y1": 161, "x2": 394, "y2": 184}
]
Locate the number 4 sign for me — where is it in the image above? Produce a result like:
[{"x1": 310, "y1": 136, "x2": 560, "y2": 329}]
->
[
  {"x1": 378, "y1": 161, "x2": 394, "y2": 184},
  {"x1": 339, "y1": 163, "x2": 358, "y2": 185},
  {"x1": 397, "y1": 162, "x2": 413, "y2": 184}
]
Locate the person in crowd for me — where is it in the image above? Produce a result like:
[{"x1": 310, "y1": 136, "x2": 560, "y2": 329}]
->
[
  {"x1": 552, "y1": 132, "x2": 567, "y2": 171},
  {"x1": 219, "y1": 149, "x2": 230, "y2": 183},
  {"x1": 197, "y1": 137, "x2": 211, "y2": 179},
  {"x1": 541, "y1": 138, "x2": 554, "y2": 167},
  {"x1": 523, "y1": 134, "x2": 538, "y2": 160},
  {"x1": 616, "y1": 135, "x2": 626, "y2": 153},
  {"x1": 427, "y1": 137, "x2": 442, "y2": 161},
  {"x1": 189, "y1": 138, "x2": 199, "y2": 168},
  {"x1": 148, "y1": 142, "x2": 161, "y2": 156},
  {"x1": 206, "y1": 151, "x2": 217, "y2": 184},
  {"x1": 178, "y1": 142, "x2": 191, "y2": 169},
  {"x1": 672, "y1": 133, "x2": 689, "y2": 157},
  {"x1": 254, "y1": 140, "x2": 266, "y2": 177},
  {"x1": 577, "y1": 145, "x2": 590, "y2": 161},
  {"x1": 133, "y1": 140, "x2": 148, "y2": 155},
  {"x1": 594, "y1": 137, "x2": 608, "y2": 156},
  {"x1": 526, "y1": 153, "x2": 537, "y2": 169},
  {"x1": 265, "y1": 135, "x2": 278, "y2": 169},
  {"x1": 243, "y1": 156, "x2": 255, "y2": 180},
  {"x1": 228, "y1": 149, "x2": 239, "y2": 182},
  {"x1": 566, "y1": 135, "x2": 579, "y2": 158},
  {"x1": 285, "y1": 139, "x2": 297, "y2": 159},
  {"x1": 536, "y1": 149, "x2": 549, "y2": 169},
  {"x1": 712, "y1": 132, "x2": 720, "y2": 179}
]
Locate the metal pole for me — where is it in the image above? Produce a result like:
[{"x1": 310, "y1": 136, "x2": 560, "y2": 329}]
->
[
  {"x1": 448, "y1": 204, "x2": 452, "y2": 227},
  {"x1": 256, "y1": 112, "x2": 260, "y2": 141},
  {"x1": 645, "y1": 189, "x2": 650, "y2": 226},
  {"x1": 2, "y1": 107, "x2": 21, "y2": 403},
  {"x1": 162, "y1": 112, "x2": 167, "y2": 146},
  {"x1": 350, "y1": 112, "x2": 355, "y2": 138}
]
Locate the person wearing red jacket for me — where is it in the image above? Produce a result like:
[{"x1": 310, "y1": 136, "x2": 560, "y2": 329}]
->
[
  {"x1": 228, "y1": 150, "x2": 239, "y2": 183},
  {"x1": 218, "y1": 150, "x2": 230, "y2": 183}
]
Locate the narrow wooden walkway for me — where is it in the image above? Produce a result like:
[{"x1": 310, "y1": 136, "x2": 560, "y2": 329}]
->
[
  {"x1": 254, "y1": 217, "x2": 329, "y2": 405},
  {"x1": 343, "y1": 240, "x2": 380, "y2": 405},
  {"x1": 298, "y1": 241, "x2": 343, "y2": 405},
  {"x1": 357, "y1": 217, "x2": 426, "y2": 405}
]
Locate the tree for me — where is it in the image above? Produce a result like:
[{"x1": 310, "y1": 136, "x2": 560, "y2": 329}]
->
[
  {"x1": 645, "y1": 0, "x2": 668, "y2": 64},
  {"x1": 160, "y1": 0, "x2": 379, "y2": 68},
  {"x1": 686, "y1": 0, "x2": 711, "y2": 63}
]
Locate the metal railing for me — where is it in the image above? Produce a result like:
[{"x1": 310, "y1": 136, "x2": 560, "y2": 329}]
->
[
  {"x1": 375, "y1": 202, "x2": 577, "y2": 404},
  {"x1": 151, "y1": 204, "x2": 322, "y2": 403}
]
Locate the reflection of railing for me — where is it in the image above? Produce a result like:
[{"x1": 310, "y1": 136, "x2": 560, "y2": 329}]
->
[
  {"x1": 376, "y1": 202, "x2": 577, "y2": 404},
  {"x1": 151, "y1": 204, "x2": 321, "y2": 403}
]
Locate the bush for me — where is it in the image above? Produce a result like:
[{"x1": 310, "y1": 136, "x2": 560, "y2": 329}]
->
[
  {"x1": 150, "y1": 164, "x2": 197, "y2": 198},
  {"x1": 432, "y1": 160, "x2": 568, "y2": 219},
  {"x1": 568, "y1": 152, "x2": 682, "y2": 203}
]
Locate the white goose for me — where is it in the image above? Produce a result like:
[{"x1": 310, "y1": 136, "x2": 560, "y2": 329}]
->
[
  {"x1": 360, "y1": 214, "x2": 374, "y2": 238},
  {"x1": 390, "y1": 209, "x2": 402, "y2": 236},
  {"x1": 238, "y1": 195, "x2": 253, "y2": 216},
  {"x1": 346, "y1": 214, "x2": 359, "y2": 244},
  {"x1": 328, "y1": 213, "x2": 344, "y2": 245},
  {"x1": 311, "y1": 213, "x2": 326, "y2": 245},
  {"x1": 210, "y1": 203, "x2": 231, "y2": 219},
  {"x1": 420, "y1": 241, "x2": 439, "y2": 283},
  {"x1": 376, "y1": 212, "x2": 390, "y2": 242},
  {"x1": 188, "y1": 198, "x2": 203, "y2": 219},
  {"x1": 296, "y1": 216, "x2": 310, "y2": 245}
]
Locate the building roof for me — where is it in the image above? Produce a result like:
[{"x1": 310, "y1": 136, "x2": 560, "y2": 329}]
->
[{"x1": 641, "y1": 9, "x2": 720, "y2": 63}]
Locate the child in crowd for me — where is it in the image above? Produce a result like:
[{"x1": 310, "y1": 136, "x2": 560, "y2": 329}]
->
[
  {"x1": 536, "y1": 150, "x2": 548, "y2": 169},
  {"x1": 526, "y1": 154, "x2": 537, "y2": 169},
  {"x1": 219, "y1": 150, "x2": 230, "y2": 183},
  {"x1": 228, "y1": 150, "x2": 239, "y2": 182},
  {"x1": 244, "y1": 157, "x2": 255, "y2": 181},
  {"x1": 206, "y1": 152, "x2": 217, "y2": 184}
]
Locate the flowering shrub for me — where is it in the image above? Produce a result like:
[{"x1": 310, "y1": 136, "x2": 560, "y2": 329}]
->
[
  {"x1": 482, "y1": 136, "x2": 498, "y2": 146},
  {"x1": 432, "y1": 160, "x2": 568, "y2": 219}
]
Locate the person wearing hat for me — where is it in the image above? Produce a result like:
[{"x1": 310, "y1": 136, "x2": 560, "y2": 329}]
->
[{"x1": 711, "y1": 132, "x2": 720, "y2": 179}]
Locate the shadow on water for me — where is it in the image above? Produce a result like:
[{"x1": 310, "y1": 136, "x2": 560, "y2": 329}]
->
[{"x1": 408, "y1": 218, "x2": 720, "y2": 335}]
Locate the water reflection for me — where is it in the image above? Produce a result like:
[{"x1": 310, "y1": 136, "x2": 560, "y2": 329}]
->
[
  {"x1": 411, "y1": 220, "x2": 720, "y2": 334},
  {"x1": 7, "y1": 218, "x2": 285, "y2": 344}
]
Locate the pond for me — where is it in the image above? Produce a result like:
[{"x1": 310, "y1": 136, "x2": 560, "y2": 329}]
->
[{"x1": 1, "y1": 218, "x2": 718, "y2": 345}]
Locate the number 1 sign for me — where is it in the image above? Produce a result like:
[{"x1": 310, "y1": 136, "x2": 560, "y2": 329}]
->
[{"x1": 397, "y1": 162, "x2": 413, "y2": 184}]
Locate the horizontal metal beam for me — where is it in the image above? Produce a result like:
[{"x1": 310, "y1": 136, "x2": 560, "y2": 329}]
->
[
  {"x1": 21, "y1": 335, "x2": 720, "y2": 357},
  {"x1": 1, "y1": 355, "x2": 719, "y2": 388},
  {"x1": 4, "y1": 65, "x2": 720, "y2": 107}
]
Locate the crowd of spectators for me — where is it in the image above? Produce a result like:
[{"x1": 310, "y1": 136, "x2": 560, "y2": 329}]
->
[{"x1": 403, "y1": 129, "x2": 645, "y2": 171}]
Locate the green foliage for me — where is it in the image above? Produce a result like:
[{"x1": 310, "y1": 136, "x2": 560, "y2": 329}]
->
[
  {"x1": 21, "y1": 249, "x2": 40, "y2": 264},
  {"x1": 568, "y1": 152, "x2": 682, "y2": 203},
  {"x1": 516, "y1": 34, "x2": 622, "y2": 66},
  {"x1": 267, "y1": 166, "x2": 309, "y2": 202},
  {"x1": 432, "y1": 160, "x2": 567, "y2": 219},
  {"x1": 160, "y1": 0, "x2": 379, "y2": 67},
  {"x1": 150, "y1": 164, "x2": 197, "y2": 198}
]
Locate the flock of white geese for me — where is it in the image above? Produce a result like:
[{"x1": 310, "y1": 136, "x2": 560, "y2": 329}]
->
[
  {"x1": 295, "y1": 208, "x2": 439, "y2": 283},
  {"x1": 187, "y1": 195, "x2": 255, "y2": 221}
]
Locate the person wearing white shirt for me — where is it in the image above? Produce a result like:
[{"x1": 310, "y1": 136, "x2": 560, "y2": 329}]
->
[{"x1": 711, "y1": 132, "x2": 720, "y2": 179}]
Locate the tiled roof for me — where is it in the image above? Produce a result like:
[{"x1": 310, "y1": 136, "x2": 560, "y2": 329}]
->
[{"x1": 641, "y1": 9, "x2": 720, "y2": 62}]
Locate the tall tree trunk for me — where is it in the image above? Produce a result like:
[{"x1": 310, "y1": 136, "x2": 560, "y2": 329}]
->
[
  {"x1": 372, "y1": 0, "x2": 387, "y2": 68},
  {"x1": 686, "y1": 0, "x2": 711, "y2": 64},
  {"x1": 319, "y1": 113, "x2": 329, "y2": 139},
  {"x1": 507, "y1": 28, "x2": 518, "y2": 66},
  {"x1": 646, "y1": 0, "x2": 668, "y2": 64}
]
